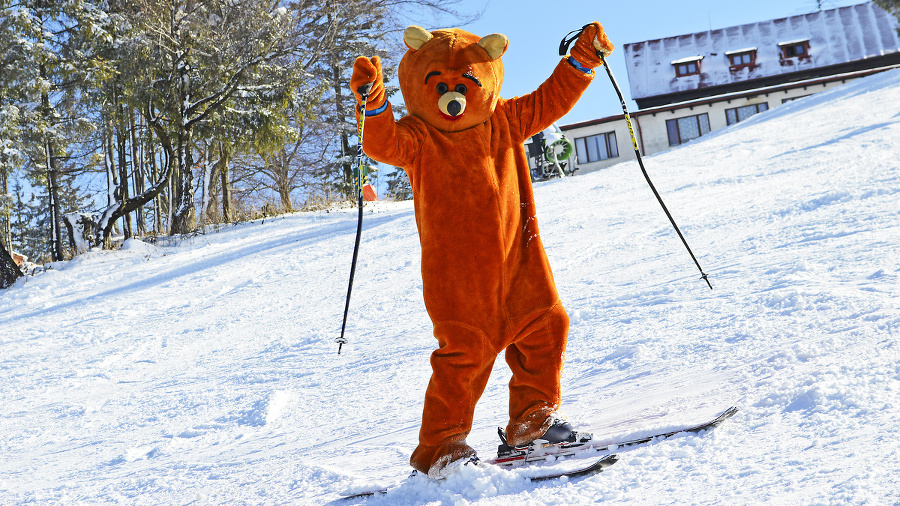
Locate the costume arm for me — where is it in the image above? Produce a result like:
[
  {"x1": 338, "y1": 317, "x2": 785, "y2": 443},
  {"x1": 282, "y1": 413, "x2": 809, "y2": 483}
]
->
[
  {"x1": 502, "y1": 59, "x2": 594, "y2": 142},
  {"x1": 350, "y1": 56, "x2": 423, "y2": 169},
  {"x1": 360, "y1": 105, "x2": 423, "y2": 169},
  {"x1": 503, "y1": 21, "x2": 614, "y2": 142}
]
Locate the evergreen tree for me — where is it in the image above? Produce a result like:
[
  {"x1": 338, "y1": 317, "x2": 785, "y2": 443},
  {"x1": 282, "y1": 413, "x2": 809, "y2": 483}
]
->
[
  {"x1": 874, "y1": 0, "x2": 900, "y2": 24},
  {"x1": 2, "y1": 0, "x2": 114, "y2": 260},
  {"x1": 384, "y1": 168, "x2": 412, "y2": 201},
  {"x1": 0, "y1": 236, "x2": 21, "y2": 289}
]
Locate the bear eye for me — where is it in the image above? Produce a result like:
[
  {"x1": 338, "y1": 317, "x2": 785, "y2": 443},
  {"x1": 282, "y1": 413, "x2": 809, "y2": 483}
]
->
[
  {"x1": 436, "y1": 82, "x2": 449, "y2": 94},
  {"x1": 454, "y1": 84, "x2": 467, "y2": 95}
]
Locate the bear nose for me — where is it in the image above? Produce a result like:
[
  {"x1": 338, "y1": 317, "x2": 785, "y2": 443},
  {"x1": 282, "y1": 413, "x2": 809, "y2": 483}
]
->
[
  {"x1": 447, "y1": 100, "x2": 462, "y2": 117},
  {"x1": 438, "y1": 91, "x2": 467, "y2": 118}
]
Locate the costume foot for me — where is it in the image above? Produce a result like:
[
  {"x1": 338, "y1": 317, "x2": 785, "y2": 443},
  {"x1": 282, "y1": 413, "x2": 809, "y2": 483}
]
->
[{"x1": 428, "y1": 453, "x2": 482, "y2": 479}]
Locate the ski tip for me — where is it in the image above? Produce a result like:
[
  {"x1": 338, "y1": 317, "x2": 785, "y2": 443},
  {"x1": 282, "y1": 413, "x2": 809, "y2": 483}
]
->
[
  {"x1": 716, "y1": 406, "x2": 739, "y2": 423},
  {"x1": 528, "y1": 454, "x2": 619, "y2": 483}
]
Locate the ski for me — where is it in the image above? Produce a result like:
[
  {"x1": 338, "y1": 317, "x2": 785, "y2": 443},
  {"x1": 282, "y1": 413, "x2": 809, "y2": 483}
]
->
[
  {"x1": 526, "y1": 453, "x2": 619, "y2": 482},
  {"x1": 340, "y1": 406, "x2": 737, "y2": 499},
  {"x1": 489, "y1": 405, "x2": 738, "y2": 466},
  {"x1": 340, "y1": 454, "x2": 619, "y2": 499}
]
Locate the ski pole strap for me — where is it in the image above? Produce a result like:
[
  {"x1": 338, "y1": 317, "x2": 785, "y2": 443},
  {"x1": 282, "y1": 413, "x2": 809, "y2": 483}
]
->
[
  {"x1": 559, "y1": 24, "x2": 591, "y2": 56},
  {"x1": 566, "y1": 56, "x2": 592, "y2": 74},
  {"x1": 364, "y1": 101, "x2": 388, "y2": 116},
  {"x1": 599, "y1": 54, "x2": 713, "y2": 290}
]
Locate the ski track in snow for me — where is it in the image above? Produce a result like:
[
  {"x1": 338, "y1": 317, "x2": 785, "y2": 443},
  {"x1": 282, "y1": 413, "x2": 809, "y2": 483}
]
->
[{"x1": 2, "y1": 69, "x2": 899, "y2": 505}]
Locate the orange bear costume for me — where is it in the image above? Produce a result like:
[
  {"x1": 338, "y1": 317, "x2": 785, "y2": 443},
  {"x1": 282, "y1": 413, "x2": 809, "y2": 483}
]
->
[{"x1": 351, "y1": 22, "x2": 614, "y2": 477}]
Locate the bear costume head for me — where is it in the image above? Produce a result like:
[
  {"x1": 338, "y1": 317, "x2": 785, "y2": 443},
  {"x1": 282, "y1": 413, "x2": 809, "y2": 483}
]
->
[{"x1": 399, "y1": 26, "x2": 509, "y2": 132}]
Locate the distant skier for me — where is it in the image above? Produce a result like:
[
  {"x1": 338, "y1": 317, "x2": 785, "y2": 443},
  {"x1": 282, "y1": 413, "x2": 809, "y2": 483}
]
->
[{"x1": 350, "y1": 21, "x2": 614, "y2": 478}]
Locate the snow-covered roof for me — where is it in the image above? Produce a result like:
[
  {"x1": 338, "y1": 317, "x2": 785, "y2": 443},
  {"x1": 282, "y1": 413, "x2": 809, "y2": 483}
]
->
[
  {"x1": 671, "y1": 55, "x2": 704, "y2": 65},
  {"x1": 725, "y1": 47, "x2": 758, "y2": 56},
  {"x1": 623, "y1": 2, "x2": 900, "y2": 101}
]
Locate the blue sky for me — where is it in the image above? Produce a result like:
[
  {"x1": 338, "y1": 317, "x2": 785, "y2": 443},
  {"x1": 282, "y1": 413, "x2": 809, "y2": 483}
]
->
[{"x1": 401, "y1": 0, "x2": 869, "y2": 125}]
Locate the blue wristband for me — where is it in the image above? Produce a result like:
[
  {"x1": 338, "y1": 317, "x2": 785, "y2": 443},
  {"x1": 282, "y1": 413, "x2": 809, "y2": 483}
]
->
[
  {"x1": 567, "y1": 56, "x2": 592, "y2": 74},
  {"x1": 365, "y1": 101, "x2": 389, "y2": 116}
]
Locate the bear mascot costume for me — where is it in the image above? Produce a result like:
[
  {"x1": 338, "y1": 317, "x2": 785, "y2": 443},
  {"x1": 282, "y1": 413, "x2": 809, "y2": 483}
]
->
[{"x1": 350, "y1": 21, "x2": 614, "y2": 478}]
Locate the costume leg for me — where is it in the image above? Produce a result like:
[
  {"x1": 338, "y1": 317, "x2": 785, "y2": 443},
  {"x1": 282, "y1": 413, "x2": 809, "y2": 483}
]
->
[
  {"x1": 410, "y1": 321, "x2": 496, "y2": 477},
  {"x1": 503, "y1": 304, "x2": 570, "y2": 446}
]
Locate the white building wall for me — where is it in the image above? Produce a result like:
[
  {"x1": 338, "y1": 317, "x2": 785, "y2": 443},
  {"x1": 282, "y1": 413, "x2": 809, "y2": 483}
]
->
[
  {"x1": 561, "y1": 119, "x2": 635, "y2": 174},
  {"x1": 560, "y1": 70, "x2": 877, "y2": 171},
  {"x1": 634, "y1": 78, "x2": 849, "y2": 155}
]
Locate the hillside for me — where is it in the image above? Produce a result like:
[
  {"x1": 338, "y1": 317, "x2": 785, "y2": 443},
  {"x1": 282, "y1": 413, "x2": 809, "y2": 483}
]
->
[{"x1": 2, "y1": 68, "x2": 899, "y2": 505}]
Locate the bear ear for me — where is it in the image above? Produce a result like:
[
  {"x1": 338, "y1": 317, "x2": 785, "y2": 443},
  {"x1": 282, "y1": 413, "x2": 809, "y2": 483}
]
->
[
  {"x1": 477, "y1": 33, "x2": 508, "y2": 60},
  {"x1": 404, "y1": 25, "x2": 433, "y2": 51}
]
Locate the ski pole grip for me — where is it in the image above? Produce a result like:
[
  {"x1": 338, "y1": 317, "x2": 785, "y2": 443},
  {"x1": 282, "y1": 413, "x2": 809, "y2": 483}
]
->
[{"x1": 356, "y1": 82, "x2": 373, "y2": 98}]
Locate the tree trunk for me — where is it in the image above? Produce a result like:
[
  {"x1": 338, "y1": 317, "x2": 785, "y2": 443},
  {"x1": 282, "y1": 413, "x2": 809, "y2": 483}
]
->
[
  {"x1": 278, "y1": 176, "x2": 292, "y2": 212},
  {"x1": 1, "y1": 171, "x2": 10, "y2": 252},
  {"x1": 46, "y1": 141, "x2": 64, "y2": 262},
  {"x1": 104, "y1": 128, "x2": 120, "y2": 249},
  {"x1": 40, "y1": 58, "x2": 64, "y2": 261},
  {"x1": 116, "y1": 110, "x2": 132, "y2": 240},
  {"x1": 333, "y1": 64, "x2": 354, "y2": 199},
  {"x1": 0, "y1": 239, "x2": 22, "y2": 289},
  {"x1": 171, "y1": 131, "x2": 196, "y2": 234},
  {"x1": 220, "y1": 142, "x2": 232, "y2": 222},
  {"x1": 131, "y1": 111, "x2": 146, "y2": 235},
  {"x1": 149, "y1": 137, "x2": 164, "y2": 234}
]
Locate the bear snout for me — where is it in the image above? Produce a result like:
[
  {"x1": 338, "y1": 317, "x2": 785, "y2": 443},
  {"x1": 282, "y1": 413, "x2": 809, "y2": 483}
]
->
[{"x1": 438, "y1": 92, "x2": 467, "y2": 119}]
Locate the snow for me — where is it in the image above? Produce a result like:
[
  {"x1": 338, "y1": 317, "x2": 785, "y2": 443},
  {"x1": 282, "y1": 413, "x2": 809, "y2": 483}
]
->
[{"x1": 2, "y1": 68, "x2": 900, "y2": 504}]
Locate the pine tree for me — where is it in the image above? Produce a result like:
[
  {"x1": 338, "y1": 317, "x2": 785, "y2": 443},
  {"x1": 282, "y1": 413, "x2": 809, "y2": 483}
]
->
[
  {"x1": 0, "y1": 238, "x2": 22, "y2": 289},
  {"x1": 2, "y1": 0, "x2": 114, "y2": 260},
  {"x1": 384, "y1": 168, "x2": 412, "y2": 201},
  {"x1": 874, "y1": 0, "x2": 900, "y2": 25}
]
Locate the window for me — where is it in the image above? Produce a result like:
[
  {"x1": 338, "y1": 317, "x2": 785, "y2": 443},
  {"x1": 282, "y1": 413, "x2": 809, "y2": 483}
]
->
[
  {"x1": 575, "y1": 132, "x2": 618, "y2": 163},
  {"x1": 672, "y1": 57, "x2": 702, "y2": 77},
  {"x1": 725, "y1": 103, "x2": 769, "y2": 125},
  {"x1": 783, "y1": 43, "x2": 807, "y2": 58},
  {"x1": 730, "y1": 53, "x2": 752, "y2": 66},
  {"x1": 726, "y1": 49, "x2": 757, "y2": 71},
  {"x1": 666, "y1": 113, "x2": 710, "y2": 146},
  {"x1": 778, "y1": 40, "x2": 811, "y2": 64}
]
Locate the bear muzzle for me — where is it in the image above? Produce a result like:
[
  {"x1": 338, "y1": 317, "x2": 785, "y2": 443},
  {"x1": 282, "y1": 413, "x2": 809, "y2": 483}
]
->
[{"x1": 438, "y1": 92, "x2": 467, "y2": 120}]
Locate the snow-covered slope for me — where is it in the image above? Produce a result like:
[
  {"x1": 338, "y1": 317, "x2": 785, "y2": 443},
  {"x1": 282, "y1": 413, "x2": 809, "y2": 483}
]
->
[{"x1": 2, "y1": 68, "x2": 899, "y2": 505}]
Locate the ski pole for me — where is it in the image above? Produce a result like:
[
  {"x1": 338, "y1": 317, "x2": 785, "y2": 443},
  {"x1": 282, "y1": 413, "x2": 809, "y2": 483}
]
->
[
  {"x1": 598, "y1": 53, "x2": 712, "y2": 290},
  {"x1": 337, "y1": 84, "x2": 372, "y2": 354}
]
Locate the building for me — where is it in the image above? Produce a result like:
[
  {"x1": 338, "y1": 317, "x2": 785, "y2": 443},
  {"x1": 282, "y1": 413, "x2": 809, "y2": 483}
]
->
[{"x1": 561, "y1": 2, "x2": 900, "y2": 173}]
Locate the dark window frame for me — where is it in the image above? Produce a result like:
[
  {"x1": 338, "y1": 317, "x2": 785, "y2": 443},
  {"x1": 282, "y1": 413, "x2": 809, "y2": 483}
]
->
[
  {"x1": 666, "y1": 113, "x2": 711, "y2": 146},
  {"x1": 725, "y1": 102, "x2": 769, "y2": 126},
  {"x1": 727, "y1": 50, "x2": 757, "y2": 71},
  {"x1": 575, "y1": 131, "x2": 619, "y2": 164},
  {"x1": 779, "y1": 40, "x2": 811, "y2": 65},
  {"x1": 673, "y1": 58, "x2": 702, "y2": 77}
]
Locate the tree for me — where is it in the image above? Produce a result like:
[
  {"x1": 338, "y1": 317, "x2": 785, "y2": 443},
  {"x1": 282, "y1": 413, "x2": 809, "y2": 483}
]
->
[
  {"x1": 302, "y1": 0, "x2": 475, "y2": 203},
  {"x1": 0, "y1": 239, "x2": 22, "y2": 289},
  {"x1": 0, "y1": 103, "x2": 23, "y2": 251},
  {"x1": 2, "y1": 0, "x2": 114, "y2": 260},
  {"x1": 114, "y1": 0, "x2": 324, "y2": 236},
  {"x1": 874, "y1": 0, "x2": 900, "y2": 25},
  {"x1": 383, "y1": 167, "x2": 412, "y2": 201}
]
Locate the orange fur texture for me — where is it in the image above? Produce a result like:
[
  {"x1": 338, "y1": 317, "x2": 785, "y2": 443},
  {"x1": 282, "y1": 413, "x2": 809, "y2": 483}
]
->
[{"x1": 350, "y1": 23, "x2": 611, "y2": 477}]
